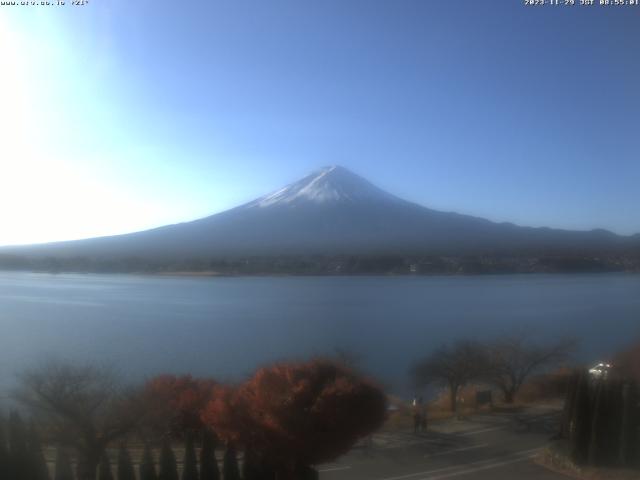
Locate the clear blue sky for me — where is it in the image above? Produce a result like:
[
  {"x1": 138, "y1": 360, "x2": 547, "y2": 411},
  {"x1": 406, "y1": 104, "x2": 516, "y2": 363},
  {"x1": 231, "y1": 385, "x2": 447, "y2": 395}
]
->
[{"x1": 1, "y1": 1, "x2": 639, "y2": 245}]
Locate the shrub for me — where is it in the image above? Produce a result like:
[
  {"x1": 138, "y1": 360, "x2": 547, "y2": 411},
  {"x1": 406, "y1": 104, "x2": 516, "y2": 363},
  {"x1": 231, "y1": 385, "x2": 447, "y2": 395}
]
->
[{"x1": 203, "y1": 359, "x2": 387, "y2": 479}]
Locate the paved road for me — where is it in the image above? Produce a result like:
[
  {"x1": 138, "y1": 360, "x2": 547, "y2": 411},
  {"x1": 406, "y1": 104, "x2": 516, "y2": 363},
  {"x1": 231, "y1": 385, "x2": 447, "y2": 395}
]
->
[{"x1": 319, "y1": 408, "x2": 569, "y2": 480}]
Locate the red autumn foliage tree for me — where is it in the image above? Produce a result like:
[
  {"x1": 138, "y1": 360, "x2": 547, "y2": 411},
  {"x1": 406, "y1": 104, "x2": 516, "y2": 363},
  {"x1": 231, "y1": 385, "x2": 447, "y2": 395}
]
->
[
  {"x1": 202, "y1": 359, "x2": 387, "y2": 477},
  {"x1": 144, "y1": 374, "x2": 217, "y2": 437},
  {"x1": 200, "y1": 385, "x2": 252, "y2": 447}
]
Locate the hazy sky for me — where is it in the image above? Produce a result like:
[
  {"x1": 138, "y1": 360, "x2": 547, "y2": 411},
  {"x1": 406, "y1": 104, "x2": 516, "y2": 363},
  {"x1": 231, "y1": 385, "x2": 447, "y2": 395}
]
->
[{"x1": 1, "y1": 1, "x2": 639, "y2": 246}]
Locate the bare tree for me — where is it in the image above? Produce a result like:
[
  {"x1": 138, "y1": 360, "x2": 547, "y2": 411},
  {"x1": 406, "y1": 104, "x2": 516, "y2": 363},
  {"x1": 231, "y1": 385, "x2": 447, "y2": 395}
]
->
[
  {"x1": 411, "y1": 340, "x2": 488, "y2": 412},
  {"x1": 614, "y1": 339, "x2": 640, "y2": 382},
  {"x1": 14, "y1": 361, "x2": 146, "y2": 480},
  {"x1": 484, "y1": 335, "x2": 576, "y2": 403}
]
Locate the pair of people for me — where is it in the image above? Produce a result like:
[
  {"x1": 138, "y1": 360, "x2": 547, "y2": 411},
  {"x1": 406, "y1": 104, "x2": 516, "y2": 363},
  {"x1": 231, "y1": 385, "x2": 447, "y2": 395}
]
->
[
  {"x1": 413, "y1": 412, "x2": 427, "y2": 433},
  {"x1": 412, "y1": 396, "x2": 427, "y2": 433}
]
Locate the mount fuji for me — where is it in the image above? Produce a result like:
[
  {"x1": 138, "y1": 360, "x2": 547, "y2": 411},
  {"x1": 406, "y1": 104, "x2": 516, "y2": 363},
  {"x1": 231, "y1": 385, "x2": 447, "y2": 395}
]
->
[{"x1": 2, "y1": 166, "x2": 638, "y2": 261}]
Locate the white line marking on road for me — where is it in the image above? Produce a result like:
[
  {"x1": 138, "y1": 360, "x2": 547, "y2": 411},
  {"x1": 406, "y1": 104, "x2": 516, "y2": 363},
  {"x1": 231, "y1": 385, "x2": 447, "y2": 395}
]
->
[
  {"x1": 368, "y1": 436, "x2": 453, "y2": 451},
  {"x1": 457, "y1": 426, "x2": 507, "y2": 436},
  {"x1": 318, "y1": 466, "x2": 352, "y2": 472},
  {"x1": 422, "y1": 454, "x2": 536, "y2": 479},
  {"x1": 424, "y1": 443, "x2": 489, "y2": 458},
  {"x1": 377, "y1": 447, "x2": 542, "y2": 480},
  {"x1": 377, "y1": 464, "x2": 467, "y2": 480}
]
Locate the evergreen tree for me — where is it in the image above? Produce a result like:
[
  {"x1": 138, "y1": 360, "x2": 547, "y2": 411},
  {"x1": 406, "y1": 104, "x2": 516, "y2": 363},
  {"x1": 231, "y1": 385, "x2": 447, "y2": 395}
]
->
[
  {"x1": 307, "y1": 467, "x2": 319, "y2": 480},
  {"x1": 199, "y1": 431, "x2": 219, "y2": 480},
  {"x1": 117, "y1": 445, "x2": 136, "y2": 480},
  {"x1": 222, "y1": 445, "x2": 239, "y2": 480},
  {"x1": 54, "y1": 446, "x2": 74, "y2": 480},
  {"x1": 626, "y1": 381, "x2": 640, "y2": 467},
  {"x1": 241, "y1": 449, "x2": 259, "y2": 480},
  {"x1": 182, "y1": 434, "x2": 198, "y2": 480},
  {"x1": 295, "y1": 463, "x2": 318, "y2": 480},
  {"x1": 560, "y1": 372, "x2": 578, "y2": 439},
  {"x1": 588, "y1": 380, "x2": 606, "y2": 465},
  {"x1": 98, "y1": 452, "x2": 114, "y2": 480},
  {"x1": 241, "y1": 450, "x2": 277, "y2": 480},
  {"x1": 602, "y1": 379, "x2": 623, "y2": 465},
  {"x1": 569, "y1": 371, "x2": 591, "y2": 464},
  {"x1": 9, "y1": 411, "x2": 30, "y2": 480},
  {"x1": 76, "y1": 449, "x2": 101, "y2": 480},
  {"x1": 28, "y1": 422, "x2": 51, "y2": 480},
  {"x1": 0, "y1": 415, "x2": 9, "y2": 480},
  {"x1": 158, "y1": 440, "x2": 179, "y2": 480},
  {"x1": 139, "y1": 444, "x2": 157, "y2": 480},
  {"x1": 563, "y1": 371, "x2": 640, "y2": 468},
  {"x1": 629, "y1": 381, "x2": 638, "y2": 466}
]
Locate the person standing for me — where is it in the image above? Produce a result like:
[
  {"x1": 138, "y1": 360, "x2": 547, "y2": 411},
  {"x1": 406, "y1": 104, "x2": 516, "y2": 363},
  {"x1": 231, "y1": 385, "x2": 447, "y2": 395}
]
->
[
  {"x1": 412, "y1": 396, "x2": 425, "y2": 434},
  {"x1": 420, "y1": 401, "x2": 428, "y2": 432}
]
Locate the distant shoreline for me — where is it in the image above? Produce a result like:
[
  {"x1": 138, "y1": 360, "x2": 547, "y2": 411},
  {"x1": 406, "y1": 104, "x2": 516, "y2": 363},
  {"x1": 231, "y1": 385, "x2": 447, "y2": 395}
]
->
[
  {"x1": 1, "y1": 251, "x2": 639, "y2": 277},
  {"x1": 154, "y1": 270, "x2": 228, "y2": 277},
  {"x1": 1, "y1": 267, "x2": 639, "y2": 279}
]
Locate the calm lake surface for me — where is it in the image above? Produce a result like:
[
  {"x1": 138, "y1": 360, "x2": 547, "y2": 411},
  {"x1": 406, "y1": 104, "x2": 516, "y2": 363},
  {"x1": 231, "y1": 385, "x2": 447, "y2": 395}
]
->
[{"x1": 1, "y1": 271, "x2": 639, "y2": 394}]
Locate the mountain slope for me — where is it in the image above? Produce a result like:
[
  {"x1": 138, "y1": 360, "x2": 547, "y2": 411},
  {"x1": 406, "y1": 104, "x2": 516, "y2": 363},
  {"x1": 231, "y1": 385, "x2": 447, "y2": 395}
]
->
[{"x1": 2, "y1": 166, "x2": 638, "y2": 259}]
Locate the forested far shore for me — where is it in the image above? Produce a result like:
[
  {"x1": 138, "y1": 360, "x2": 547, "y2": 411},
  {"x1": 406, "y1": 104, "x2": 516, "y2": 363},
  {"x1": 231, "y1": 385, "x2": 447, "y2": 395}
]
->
[{"x1": 0, "y1": 253, "x2": 639, "y2": 276}]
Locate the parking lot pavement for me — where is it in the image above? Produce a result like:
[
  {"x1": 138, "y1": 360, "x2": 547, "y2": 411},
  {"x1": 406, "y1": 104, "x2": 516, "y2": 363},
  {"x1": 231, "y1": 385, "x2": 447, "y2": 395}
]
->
[{"x1": 319, "y1": 407, "x2": 569, "y2": 480}]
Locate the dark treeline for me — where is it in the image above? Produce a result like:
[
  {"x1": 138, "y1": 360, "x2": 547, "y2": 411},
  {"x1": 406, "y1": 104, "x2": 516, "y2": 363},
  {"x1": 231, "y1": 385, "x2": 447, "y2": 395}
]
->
[
  {"x1": 0, "y1": 412, "x2": 232, "y2": 480},
  {"x1": 558, "y1": 369, "x2": 640, "y2": 468},
  {"x1": 3, "y1": 358, "x2": 386, "y2": 480},
  {"x1": 1, "y1": 253, "x2": 639, "y2": 276},
  {"x1": 0, "y1": 411, "x2": 50, "y2": 480}
]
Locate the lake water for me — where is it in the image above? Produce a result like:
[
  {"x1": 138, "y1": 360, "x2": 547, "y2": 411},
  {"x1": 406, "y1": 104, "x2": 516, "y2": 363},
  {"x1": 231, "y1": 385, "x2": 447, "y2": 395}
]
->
[{"x1": 1, "y1": 271, "x2": 639, "y2": 395}]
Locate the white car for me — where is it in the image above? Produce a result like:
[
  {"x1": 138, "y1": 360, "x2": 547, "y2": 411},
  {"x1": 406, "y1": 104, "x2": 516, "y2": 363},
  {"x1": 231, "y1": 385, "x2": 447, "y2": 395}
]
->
[{"x1": 588, "y1": 362, "x2": 612, "y2": 378}]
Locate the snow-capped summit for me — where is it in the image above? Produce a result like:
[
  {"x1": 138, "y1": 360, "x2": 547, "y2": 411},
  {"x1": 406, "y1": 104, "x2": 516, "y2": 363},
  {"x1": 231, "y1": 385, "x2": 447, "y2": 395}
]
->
[{"x1": 246, "y1": 165, "x2": 399, "y2": 208}]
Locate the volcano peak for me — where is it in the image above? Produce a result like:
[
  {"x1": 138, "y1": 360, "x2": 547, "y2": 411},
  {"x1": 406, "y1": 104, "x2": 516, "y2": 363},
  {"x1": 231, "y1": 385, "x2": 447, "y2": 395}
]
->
[{"x1": 246, "y1": 165, "x2": 399, "y2": 208}]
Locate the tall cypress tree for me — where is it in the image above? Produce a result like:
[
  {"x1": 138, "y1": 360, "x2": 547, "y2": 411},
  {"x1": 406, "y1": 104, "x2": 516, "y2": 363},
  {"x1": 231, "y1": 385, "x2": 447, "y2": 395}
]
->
[
  {"x1": 98, "y1": 451, "x2": 115, "y2": 480},
  {"x1": 0, "y1": 415, "x2": 9, "y2": 480},
  {"x1": 588, "y1": 380, "x2": 606, "y2": 465},
  {"x1": 241, "y1": 450, "x2": 277, "y2": 480},
  {"x1": 295, "y1": 463, "x2": 318, "y2": 480},
  {"x1": 627, "y1": 381, "x2": 640, "y2": 467},
  {"x1": 199, "y1": 431, "x2": 219, "y2": 480},
  {"x1": 117, "y1": 445, "x2": 136, "y2": 480},
  {"x1": 182, "y1": 434, "x2": 198, "y2": 480},
  {"x1": 241, "y1": 449, "x2": 259, "y2": 480},
  {"x1": 158, "y1": 440, "x2": 179, "y2": 480},
  {"x1": 603, "y1": 379, "x2": 623, "y2": 465},
  {"x1": 28, "y1": 422, "x2": 51, "y2": 480},
  {"x1": 222, "y1": 445, "x2": 240, "y2": 480},
  {"x1": 54, "y1": 446, "x2": 74, "y2": 480},
  {"x1": 564, "y1": 371, "x2": 640, "y2": 468},
  {"x1": 560, "y1": 372, "x2": 579, "y2": 439},
  {"x1": 139, "y1": 444, "x2": 158, "y2": 480},
  {"x1": 8, "y1": 411, "x2": 30, "y2": 480},
  {"x1": 618, "y1": 380, "x2": 639, "y2": 467},
  {"x1": 570, "y1": 371, "x2": 591, "y2": 464}
]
